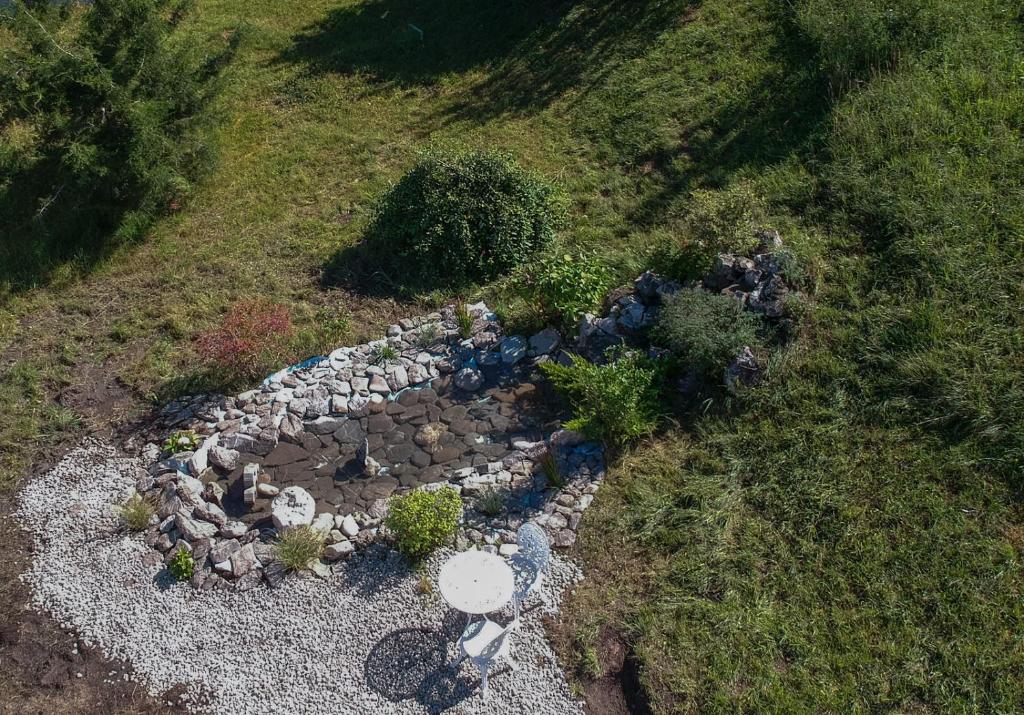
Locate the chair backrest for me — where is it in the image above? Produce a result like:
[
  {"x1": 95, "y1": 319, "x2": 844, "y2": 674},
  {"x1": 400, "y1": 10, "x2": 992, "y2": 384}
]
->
[{"x1": 516, "y1": 522, "x2": 551, "y2": 569}]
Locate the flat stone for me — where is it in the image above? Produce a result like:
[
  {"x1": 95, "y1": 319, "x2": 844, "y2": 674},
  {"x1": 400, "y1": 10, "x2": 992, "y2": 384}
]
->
[
  {"x1": 366, "y1": 414, "x2": 395, "y2": 434},
  {"x1": 500, "y1": 335, "x2": 527, "y2": 364},
  {"x1": 263, "y1": 443, "x2": 310, "y2": 467},
  {"x1": 174, "y1": 511, "x2": 217, "y2": 541},
  {"x1": 529, "y1": 328, "x2": 561, "y2": 355},
  {"x1": 324, "y1": 540, "x2": 355, "y2": 560}
]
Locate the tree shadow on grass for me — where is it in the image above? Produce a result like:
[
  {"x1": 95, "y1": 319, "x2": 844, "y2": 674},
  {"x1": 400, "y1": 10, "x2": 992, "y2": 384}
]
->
[
  {"x1": 625, "y1": 6, "x2": 838, "y2": 229},
  {"x1": 277, "y1": 0, "x2": 694, "y2": 123}
]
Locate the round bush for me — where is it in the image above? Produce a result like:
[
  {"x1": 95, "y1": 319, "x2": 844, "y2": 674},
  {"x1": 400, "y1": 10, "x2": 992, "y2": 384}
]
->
[
  {"x1": 384, "y1": 487, "x2": 462, "y2": 559},
  {"x1": 367, "y1": 150, "x2": 564, "y2": 289},
  {"x1": 657, "y1": 289, "x2": 760, "y2": 378}
]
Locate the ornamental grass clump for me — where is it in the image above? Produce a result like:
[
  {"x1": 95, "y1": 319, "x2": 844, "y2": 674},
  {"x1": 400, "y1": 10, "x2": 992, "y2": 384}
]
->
[
  {"x1": 274, "y1": 526, "x2": 325, "y2": 572},
  {"x1": 120, "y1": 494, "x2": 155, "y2": 532},
  {"x1": 385, "y1": 487, "x2": 462, "y2": 560}
]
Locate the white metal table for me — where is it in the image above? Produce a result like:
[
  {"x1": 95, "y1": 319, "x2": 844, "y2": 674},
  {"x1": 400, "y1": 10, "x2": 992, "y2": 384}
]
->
[{"x1": 438, "y1": 550, "x2": 515, "y2": 615}]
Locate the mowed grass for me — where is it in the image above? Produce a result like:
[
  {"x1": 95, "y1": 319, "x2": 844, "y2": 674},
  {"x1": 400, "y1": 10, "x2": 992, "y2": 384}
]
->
[{"x1": 1, "y1": 0, "x2": 1023, "y2": 712}]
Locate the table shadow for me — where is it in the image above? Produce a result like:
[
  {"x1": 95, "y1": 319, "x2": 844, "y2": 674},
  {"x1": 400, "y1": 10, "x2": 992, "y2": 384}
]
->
[{"x1": 364, "y1": 623, "x2": 478, "y2": 712}]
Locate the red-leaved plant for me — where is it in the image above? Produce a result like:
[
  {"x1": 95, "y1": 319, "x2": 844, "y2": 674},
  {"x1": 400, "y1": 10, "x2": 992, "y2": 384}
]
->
[{"x1": 195, "y1": 300, "x2": 293, "y2": 380}]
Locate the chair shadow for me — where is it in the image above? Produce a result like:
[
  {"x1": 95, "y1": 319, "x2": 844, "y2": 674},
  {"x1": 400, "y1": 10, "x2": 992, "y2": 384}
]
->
[{"x1": 364, "y1": 620, "x2": 479, "y2": 713}]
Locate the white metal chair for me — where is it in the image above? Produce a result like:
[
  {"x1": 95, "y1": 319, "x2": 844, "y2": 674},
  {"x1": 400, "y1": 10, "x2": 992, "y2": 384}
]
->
[
  {"x1": 517, "y1": 522, "x2": 551, "y2": 566},
  {"x1": 510, "y1": 522, "x2": 551, "y2": 615},
  {"x1": 453, "y1": 617, "x2": 519, "y2": 700}
]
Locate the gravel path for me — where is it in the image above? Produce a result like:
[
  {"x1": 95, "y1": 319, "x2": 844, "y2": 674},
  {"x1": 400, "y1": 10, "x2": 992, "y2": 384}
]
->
[{"x1": 16, "y1": 440, "x2": 585, "y2": 715}]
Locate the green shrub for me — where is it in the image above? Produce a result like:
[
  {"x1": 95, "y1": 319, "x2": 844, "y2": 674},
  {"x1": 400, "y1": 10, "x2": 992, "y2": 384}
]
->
[
  {"x1": 163, "y1": 429, "x2": 201, "y2": 453},
  {"x1": 385, "y1": 487, "x2": 462, "y2": 559},
  {"x1": 0, "y1": 0, "x2": 235, "y2": 286},
  {"x1": 365, "y1": 149, "x2": 565, "y2": 289},
  {"x1": 168, "y1": 547, "x2": 194, "y2": 581},
  {"x1": 685, "y1": 181, "x2": 765, "y2": 257},
  {"x1": 541, "y1": 350, "x2": 665, "y2": 447},
  {"x1": 518, "y1": 250, "x2": 614, "y2": 327},
  {"x1": 120, "y1": 493, "x2": 155, "y2": 531},
  {"x1": 657, "y1": 289, "x2": 760, "y2": 379},
  {"x1": 274, "y1": 526, "x2": 325, "y2": 572}
]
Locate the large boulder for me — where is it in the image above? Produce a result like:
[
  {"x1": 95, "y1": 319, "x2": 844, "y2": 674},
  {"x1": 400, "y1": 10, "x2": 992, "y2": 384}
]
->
[{"x1": 271, "y1": 486, "x2": 316, "y2": 531}]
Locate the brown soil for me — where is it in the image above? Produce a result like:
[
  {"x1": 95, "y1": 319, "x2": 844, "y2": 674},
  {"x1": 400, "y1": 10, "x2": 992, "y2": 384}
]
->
[
  {"x1": 576, "y1": 626, "x2": 653, "y2": 715},
  {"x1": 0, "y1": 495, "x2": 185, "y2": 715}
]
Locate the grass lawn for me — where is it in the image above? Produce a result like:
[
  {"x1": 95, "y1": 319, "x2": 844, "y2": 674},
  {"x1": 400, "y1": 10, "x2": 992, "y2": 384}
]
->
[{"x1": 2, "y1": 0, "x2": 1023, "y2": 712}]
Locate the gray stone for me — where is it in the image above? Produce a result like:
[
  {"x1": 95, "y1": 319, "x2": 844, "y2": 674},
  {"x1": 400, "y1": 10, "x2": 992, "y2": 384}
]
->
[
  {"x1": 528, "y1": 328, "x2": 561, "y2": 356},
  {"x1": 230, "y1": 543, "x2": 259, "y2": 578},
  {"x1": 324, "y1": 540, "x2": 355, "y2": 560},
  {"x1": 724, "y1": 346, "x2": 762, "y2": 394},
  {"x1": 500, "y1": 336, "x2": 527, "y2": 364},
  {"x1": 174, "y1": 511, "x2": 217, "y2": 541},
  {"x1": 306, "y1": 416, "x2": 344, "y2": 436},
  {"x1": 454, "y1": 367, "x2": 483, "y2": 392},
  {"x1": 219, "y1": 521, "x2": 247, "y2": 539},
  {"x1": 208, "y1": 538, "x2": 241, "y2": 565},
  {"x1": 208, "y1": 446, "x2": 239, "y2": 472}
]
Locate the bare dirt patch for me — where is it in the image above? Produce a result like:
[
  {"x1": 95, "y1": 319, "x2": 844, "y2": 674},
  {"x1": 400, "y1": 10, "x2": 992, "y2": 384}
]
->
[{"x1": 0, "y1": 496, "x2": 181, "y2": 715}]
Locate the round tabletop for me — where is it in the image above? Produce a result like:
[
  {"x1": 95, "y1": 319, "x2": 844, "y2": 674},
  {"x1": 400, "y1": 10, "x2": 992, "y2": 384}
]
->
[{"x1": 438, "y1": 550, "x2": 515, "y2": 615}]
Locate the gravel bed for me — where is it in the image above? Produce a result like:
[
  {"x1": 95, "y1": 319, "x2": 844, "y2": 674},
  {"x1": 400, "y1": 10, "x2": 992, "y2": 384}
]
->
[{"x1": 16, "y1": 439, "x2": 585, "y2": 715}]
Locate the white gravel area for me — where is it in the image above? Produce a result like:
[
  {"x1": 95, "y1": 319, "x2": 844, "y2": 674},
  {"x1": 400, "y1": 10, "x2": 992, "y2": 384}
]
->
[{"x1": 16, "y1": 439, "x2": 586, "y2": 715}]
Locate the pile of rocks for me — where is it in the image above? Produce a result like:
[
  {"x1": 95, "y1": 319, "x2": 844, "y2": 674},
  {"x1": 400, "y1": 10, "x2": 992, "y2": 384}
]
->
[
  {"x1": 132, "y1": 303, "x2": 603, "y2": 591},
  {"x1": 699, "y1": 228, "x2": 792, "y2": 319},
  {"x1": 576, "y1": 229, "x2": 796, "y2": 390}
]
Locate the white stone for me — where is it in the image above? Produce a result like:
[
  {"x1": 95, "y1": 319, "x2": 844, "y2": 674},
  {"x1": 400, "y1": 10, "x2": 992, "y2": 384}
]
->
[
  {"x1": 271, "y1": 486, "x2": 316, "y2": 531},
  {"x1": 330, "y1": 395, "x2": 349, "y2": 414},
  {"x1": 324, "y1": 540, "x2": 355, "y2": 560},
  {"x1": 340, "y1": 514, "x2": 359, "y2": 538},
  {"x1": 243, "y1": 463, "x2": 260, "y2": 489},
  {"x1": 499, "y1": 544, "x2": 520, "y2": 556},
  {"x1": 257, "y1": 483, "x2": 279, "y2": 497},
  {"x1": 311, "y1": 512, "x2": 334, "y2": 535},
  {"x1": 208, "y1": 446, "x2": 239, "y2": 472}
]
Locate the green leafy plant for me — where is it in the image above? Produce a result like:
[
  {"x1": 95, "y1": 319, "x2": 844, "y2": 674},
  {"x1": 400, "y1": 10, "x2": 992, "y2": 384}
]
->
[
  {"x1": 163, "y1": 429, "x2": 201, "y2": 453},
  {"x1": 365, "y1": 149, "x2": 565, "y2": 290},
  {"x1": 454, "y1": 304, "x2": 474, "y2": 339},
  {"x1": 274, "y1": 526, "x2": 325, "y2": 572},
  {"x1": 370, "y1": 344, "x2": 399, "y2": 365},
  {"x1": 518, "y1": 250, "x2": 614, "y2": 327},
  {"x1": 120, "y1": 493, "x2": 156, "y2": 532},
  {"x1": 474, "y1": 487, "x2": 506, "y2": 517},
  {"x1": 385, "y1": 487, "x2": 463, "y2": 559},
  {"x1": 542, "y1": 350, "x2": 665, "y2": 447},
  {"x1": 656, "y1": 288, "x2": 760, "y2": 378},
  {"x1": 168, "y1": 547, "x2": 195, "y2": 581}
]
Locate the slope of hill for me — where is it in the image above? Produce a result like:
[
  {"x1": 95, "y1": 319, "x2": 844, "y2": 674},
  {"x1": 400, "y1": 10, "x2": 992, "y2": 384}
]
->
[{"x1": 1, "y1": 0, "x2": 1021, "y2": 711}]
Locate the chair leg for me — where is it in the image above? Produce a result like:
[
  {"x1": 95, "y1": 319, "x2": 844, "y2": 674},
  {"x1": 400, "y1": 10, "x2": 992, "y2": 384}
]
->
[{"x1": 480, "y1": 661, "x2": 490, "y2": 700}]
